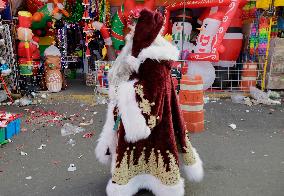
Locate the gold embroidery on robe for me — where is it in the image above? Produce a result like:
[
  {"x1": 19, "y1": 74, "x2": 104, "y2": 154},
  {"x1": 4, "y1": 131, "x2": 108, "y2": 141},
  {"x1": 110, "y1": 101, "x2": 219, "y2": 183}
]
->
[
  {"x1": 183, "y1": 132, "x2": 196, "y2": 166},
  {"x1": 135, "y1": 84, "x2": 159, "y2": 129},
  {"x1": 148, "y1": 115, "x2": 157, "y2": 129},
  {"x1": 112, "y1": 148, "x2": 181, "y2": 186}
]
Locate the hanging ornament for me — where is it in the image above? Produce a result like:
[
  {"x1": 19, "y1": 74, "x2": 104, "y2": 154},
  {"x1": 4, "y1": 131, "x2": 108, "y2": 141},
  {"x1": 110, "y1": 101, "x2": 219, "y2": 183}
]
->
[
  {"x1": 90, "y1": 0, "x2": 99, "y2": 20},
  {"x1": 82, "y1": 9, "x2": 90, "y2": 20}
]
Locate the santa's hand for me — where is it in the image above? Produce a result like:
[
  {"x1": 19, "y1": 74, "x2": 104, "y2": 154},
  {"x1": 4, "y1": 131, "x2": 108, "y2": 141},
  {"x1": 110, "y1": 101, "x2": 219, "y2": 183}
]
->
[
  {"x1": 95, "y1": 138, "x2": 112, "y2": 165},
  {"x1": 126, "y1": 55, "x2": 141, "y2": 73}
]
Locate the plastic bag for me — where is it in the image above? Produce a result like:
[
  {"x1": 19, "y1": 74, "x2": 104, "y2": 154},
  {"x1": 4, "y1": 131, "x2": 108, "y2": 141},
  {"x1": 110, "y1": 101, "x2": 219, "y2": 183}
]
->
[{"x1": 61, "y1": 123, "x2": 85, "y2": 136}]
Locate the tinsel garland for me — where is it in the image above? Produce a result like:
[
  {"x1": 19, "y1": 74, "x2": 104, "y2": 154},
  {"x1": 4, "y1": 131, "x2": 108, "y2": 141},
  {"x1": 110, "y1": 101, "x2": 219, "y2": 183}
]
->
[
  {"x1": 99, "y1": 0, "x2": 110, "y2": 27},
  {"x1": 66, "y1": 0, "x2": 84, "y2": 23},
  {"x1": 90, "y1": 0, "x2": 99, "y2": 20}
]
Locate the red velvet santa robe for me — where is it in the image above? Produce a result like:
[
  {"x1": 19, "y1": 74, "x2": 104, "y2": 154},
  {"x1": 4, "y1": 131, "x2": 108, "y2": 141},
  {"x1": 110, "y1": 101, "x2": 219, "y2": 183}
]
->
[{"x1": 95, "y1": 34, "x2": 203, "y2": 196}]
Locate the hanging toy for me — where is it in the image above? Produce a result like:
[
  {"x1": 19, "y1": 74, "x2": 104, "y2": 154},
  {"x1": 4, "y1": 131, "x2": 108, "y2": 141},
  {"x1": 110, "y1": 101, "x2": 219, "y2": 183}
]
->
[{"x1": 102, "y1": 45, "x2": 107, "y2": 59}]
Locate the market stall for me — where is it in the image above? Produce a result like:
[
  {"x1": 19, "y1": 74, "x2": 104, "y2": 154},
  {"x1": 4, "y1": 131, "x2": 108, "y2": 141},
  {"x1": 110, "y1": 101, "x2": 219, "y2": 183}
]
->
[{"x1": 0, "y1": 0, "x2": 283, "y2": 102}]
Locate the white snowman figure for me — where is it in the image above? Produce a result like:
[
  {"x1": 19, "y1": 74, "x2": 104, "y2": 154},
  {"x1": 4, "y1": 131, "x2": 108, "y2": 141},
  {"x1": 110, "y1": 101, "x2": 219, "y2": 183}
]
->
[
  {"x1": 171, "y1": 8, "x2": 194, "y2": 58},
  {"x1": 188, "y1": 13, "x2": 223, "y2": 90},
  {"x1": 172, "y1": 22, "x2": 192, "y2": 51},
  {"x1": 193, "y1": 13, "x2": 223, "y2": 53}
]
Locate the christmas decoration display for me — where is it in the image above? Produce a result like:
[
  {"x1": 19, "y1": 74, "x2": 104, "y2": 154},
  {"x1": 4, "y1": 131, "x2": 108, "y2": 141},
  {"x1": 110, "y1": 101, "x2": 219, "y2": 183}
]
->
[
  {"x1": 44, "y1": 45, "x2": 63, "y2": 93},
  {"x1": 198, "y1": 2, "x2": 246, "y2": 67},
  {"x1": 32, "y1": 0, "x2": 69, "y2": 30},
  {"x1": 0, "y1": 33, "x2": 11, "y2": 76},
  {"x1": 66, "y1": 0, "x2": 84, "y2": 23},
  {"x1": 171, "y1": 8, "x2": 194, "y2": 60},
  {"x1": 188, "y1": 13, "x2": 223, "y2": 90},
  {"x1": 98, "y1": 0, "x2": 110, "y2": 27},
  {"x1": 82, "y1": 0, "x2": 92, "y2": 59},
  {"x1": 258, "y1": 17, "x2": 269, "y2": 56},
  {"x1": 17, "y1": 11, "x2": 41, "y2": 95},
  {"x1": 94, "y1": 0, "x2": 155, "y2": 55},
  {"x1": 249, "y1": 21, "x2": 259, "y2": 57},
  {"x1": 163, "y1": 0, "x2": 244, "y2": 62},
  {"x1": 26, "y1": 0, "x2": 44, "y2": 14},
  {"x1": 90, "y1": 0, "x2": 99, "y2": 20},
  {"x1": 242, "y1": 0, "x2": 256, "y2": 20},
  {"x1": 193, "y1": 13, "x2": 223, "y2": 54}
]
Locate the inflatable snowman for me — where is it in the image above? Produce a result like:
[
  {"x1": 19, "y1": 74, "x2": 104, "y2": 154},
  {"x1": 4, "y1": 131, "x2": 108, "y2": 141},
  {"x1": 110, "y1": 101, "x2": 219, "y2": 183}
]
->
[
  {"x1": 171, "y1": 8, "x2": 194, "y2": 59},
  {"x1": 188, "y1": 13, "x2": 223, "y2": 90}
]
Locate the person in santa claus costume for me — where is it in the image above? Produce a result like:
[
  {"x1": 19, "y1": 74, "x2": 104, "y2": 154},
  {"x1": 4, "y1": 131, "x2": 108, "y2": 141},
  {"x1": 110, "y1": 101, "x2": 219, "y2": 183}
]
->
[{"x1": 95, "y1": 9, "x2": 204, "y2": 196}]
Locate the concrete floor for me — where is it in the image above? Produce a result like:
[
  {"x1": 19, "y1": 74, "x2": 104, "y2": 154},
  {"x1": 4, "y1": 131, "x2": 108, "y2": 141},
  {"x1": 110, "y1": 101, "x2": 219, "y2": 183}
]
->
[{"x1": 0, "y1": 84, "x2": 283, "y2": 196}]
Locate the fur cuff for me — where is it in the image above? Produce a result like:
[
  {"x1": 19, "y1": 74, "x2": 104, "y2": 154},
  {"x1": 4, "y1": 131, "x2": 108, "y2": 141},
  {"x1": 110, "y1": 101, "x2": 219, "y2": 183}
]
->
[
  {"x1": 95, "y1": 138, "x2": 111, "y2": 165},
  {"x1": 95, "y1": 103, "x2": 116, "y2": 165},
  {"x1": 117, "y1": 80, "x2": 151, "y2": 143},
  {"x1": 183, "y1": 148, "x2": 204, "y2": 182},
  {"x1": 126, "y1": 55, "x2": 141, "y2": 73}
]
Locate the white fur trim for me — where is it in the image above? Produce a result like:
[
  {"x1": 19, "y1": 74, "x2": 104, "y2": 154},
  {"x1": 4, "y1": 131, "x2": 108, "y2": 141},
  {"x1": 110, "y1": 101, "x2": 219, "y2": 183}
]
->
[
  {"x1": 126, "y1": 55, "x2": 141, "y2": 73},
  {"x1": 106, "y1": 175, "x2": 185, "y2": 196},
  {"x1": 44, "y1": 45, "x2": 61, "y2": 56},
  {"x1": 117, "y1": 80, "x2": 151, "y2": 143},
  {"x1": 137, "y1": 34, "x2": 179, "y2": 63},
  {"x1": 95, "y1": 103, "x2": 117, "y2": 165},
  {"x1": 109, "y1": 32, "x2": 179, "y2": 86},
  {"x1": 183, "y1": 148, "x2": 204, "y2": 182}
]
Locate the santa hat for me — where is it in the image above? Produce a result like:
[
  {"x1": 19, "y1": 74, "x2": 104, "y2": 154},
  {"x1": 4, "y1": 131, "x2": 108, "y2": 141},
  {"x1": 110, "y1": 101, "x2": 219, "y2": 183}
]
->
[
  {"x1": 205, "y1": 12, "x2": 223, "y2": 22},
  {"x1": 132, "y1": 9, "x2": 164, "y2": 58},
  {"x1": 44, "y1": 45, "x2": 61, "y2": 56},
  {"x1": 18, "y1": 11, "x2": 32, "y2": 28}
]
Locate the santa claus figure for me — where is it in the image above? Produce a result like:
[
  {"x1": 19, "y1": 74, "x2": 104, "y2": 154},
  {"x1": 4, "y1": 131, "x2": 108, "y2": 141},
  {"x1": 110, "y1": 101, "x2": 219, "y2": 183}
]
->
[
  {"x1": 95, "y1": 9, "x2": 204, "y2": 196},
  {"x1": 17, "y1": 11, "x2": 41, "y2": 94}
]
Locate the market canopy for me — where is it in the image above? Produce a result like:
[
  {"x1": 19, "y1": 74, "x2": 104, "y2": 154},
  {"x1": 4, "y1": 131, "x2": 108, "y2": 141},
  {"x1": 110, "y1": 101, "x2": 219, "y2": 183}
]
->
[{"x1": 256, "y1": 0, "x2": 284, "y2": 9}]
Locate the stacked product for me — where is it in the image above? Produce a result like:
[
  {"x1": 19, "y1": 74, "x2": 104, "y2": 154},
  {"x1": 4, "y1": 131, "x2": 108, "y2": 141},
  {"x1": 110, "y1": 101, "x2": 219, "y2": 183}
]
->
[{"x1": 0, "y1": 112, "x2": 22, "y2": 145}]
